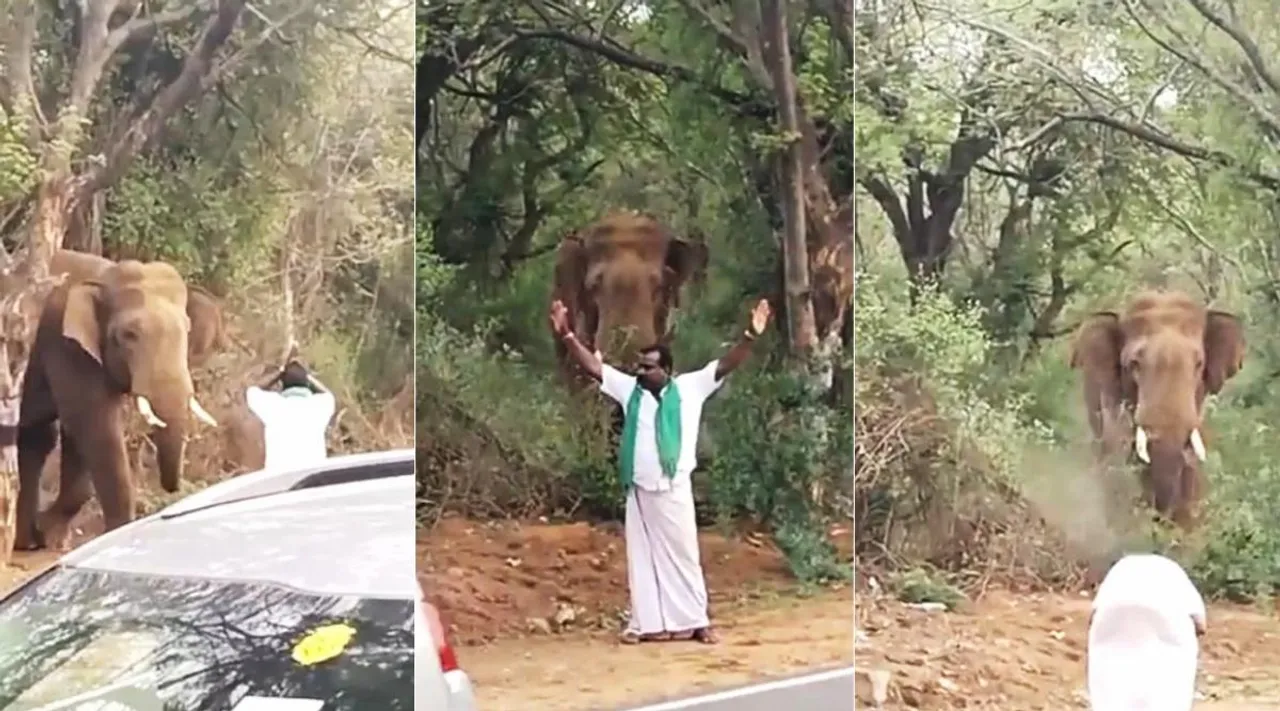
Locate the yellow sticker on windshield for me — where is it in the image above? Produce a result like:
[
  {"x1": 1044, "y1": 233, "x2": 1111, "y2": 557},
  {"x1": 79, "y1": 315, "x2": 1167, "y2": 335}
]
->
[{"x1": 291, "y1": 622, "x2": 356, "y2": 666}]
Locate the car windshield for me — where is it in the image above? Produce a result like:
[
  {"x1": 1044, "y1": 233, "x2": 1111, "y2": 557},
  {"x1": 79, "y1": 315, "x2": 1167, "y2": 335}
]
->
[{"x1": 0, "y1": 566, "x2": 413, "y2": 710}]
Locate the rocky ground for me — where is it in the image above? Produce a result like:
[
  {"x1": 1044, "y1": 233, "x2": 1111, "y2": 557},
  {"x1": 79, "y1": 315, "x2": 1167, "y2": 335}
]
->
[{"x1": 856, "y1": 586, "x2": 1280, "y2": 709}]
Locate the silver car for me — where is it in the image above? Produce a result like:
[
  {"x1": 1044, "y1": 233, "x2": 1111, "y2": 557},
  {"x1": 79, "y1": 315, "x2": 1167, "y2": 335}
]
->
[{"x1": 0, "y1": 448, "x2": 422, "y2": 710}]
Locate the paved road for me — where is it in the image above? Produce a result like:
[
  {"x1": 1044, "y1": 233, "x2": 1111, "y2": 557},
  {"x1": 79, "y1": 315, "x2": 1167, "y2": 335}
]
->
[{"x1": 622, "y1": 666, "x2": 853, "y2": 711}]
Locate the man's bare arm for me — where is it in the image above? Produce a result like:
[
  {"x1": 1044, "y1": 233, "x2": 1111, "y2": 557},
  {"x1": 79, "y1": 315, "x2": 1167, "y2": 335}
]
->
[
  {"x1": 714, "y1": 330, "x2": 758, "y2": 380},
  {"x1": 561, "y1": 332, "x2": 603, "y2": 382},
  {"x1": 307, "y1": 373, "x2": 330, "y2": 394}
]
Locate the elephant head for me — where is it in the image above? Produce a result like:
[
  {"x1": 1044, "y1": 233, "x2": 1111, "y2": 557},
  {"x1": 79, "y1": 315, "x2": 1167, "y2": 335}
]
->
[
  {"x1": 1071, "y1": 291, "x2": 1245, "y2": 519},
  {"x1": 62, "y1": 260, "x2": 221, "y2": 492},
  {"x1": 552, "y1": 211, "x2": 707, "y2": 367}
]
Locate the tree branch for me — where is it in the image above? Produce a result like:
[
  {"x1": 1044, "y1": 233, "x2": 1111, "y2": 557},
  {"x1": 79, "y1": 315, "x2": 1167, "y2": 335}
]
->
[
  {"x1": 1057, "y1": 112, "x2": 1280, "y2": 191},
  {"x1": 513, "y1": 28, "x2": 768, "y2": 115},
  {"x1": 5, "y1": 0, "x2": 44, "y2": 138},
  {"x1": 1183, "y1": 0, "x2": 1280, "y2": 98},
  {"x1": 81, "y1": 0, "x2": 249, "y2": 196},
  {"x1": 676, "y1": 0, "x2": 771, "y2": 86},
  {"x1": 106, "y1": 2, "x2": 208, "y2": 57},
  {"x1": 1122, "y1": 0, "x2": 1280, "y2": 141}
]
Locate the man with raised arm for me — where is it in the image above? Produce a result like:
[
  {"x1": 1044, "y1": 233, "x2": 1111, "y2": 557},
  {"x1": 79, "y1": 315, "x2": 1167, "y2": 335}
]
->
[
  {"x1": 246, "y1": 358, "x2": 336, "y2": 470},
  {"x1": 548, "y1": 297, "x2": 772, "y2": 645}
]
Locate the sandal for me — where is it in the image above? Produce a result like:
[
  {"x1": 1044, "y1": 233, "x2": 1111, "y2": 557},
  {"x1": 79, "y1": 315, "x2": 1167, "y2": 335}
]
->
[
  {"x1": 619, "y1": 630, "x2": 641, "y2": 644},
  {"x1": 691, "y1": 627, "x2": 719, "y2": 644}
]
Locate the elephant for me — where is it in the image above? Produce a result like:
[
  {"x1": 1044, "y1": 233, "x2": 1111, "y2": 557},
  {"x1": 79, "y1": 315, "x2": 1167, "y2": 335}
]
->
[
  {"x1": 1070, "y1": 290, "x2": 1245, "y2": 528},
  {"x1": 550, "y1": 210, "x2": 707, "y2": 382},
  {"x1": 15, "y1": 258, "x2": 223, "y2": 550}
]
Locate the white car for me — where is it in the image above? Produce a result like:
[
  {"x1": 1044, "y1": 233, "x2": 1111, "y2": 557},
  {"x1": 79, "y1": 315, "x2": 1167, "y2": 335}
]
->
[{"x1": 0, "y1": 449, "x2": 426, "y2": 710}]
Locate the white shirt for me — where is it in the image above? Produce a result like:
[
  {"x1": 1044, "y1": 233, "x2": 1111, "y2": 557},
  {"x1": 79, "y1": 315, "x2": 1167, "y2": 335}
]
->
[
  {"x1": 1088, "y1": 553, "x2": 1206, "y2": 711},
  {"x1": 600, "y1": 359, "x2": 723, "y2": 492},
  {"x1": 245, "y1": 386, "x2": 336, "y2": 470}
]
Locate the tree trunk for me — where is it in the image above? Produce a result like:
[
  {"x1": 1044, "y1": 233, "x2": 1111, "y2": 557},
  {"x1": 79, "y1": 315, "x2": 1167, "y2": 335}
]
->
[
  {"x1": 762, "y1": 0, "x2": 817, "y2": 354},
  {"x1": 0, "y1": 172, "x2": 75, "y2": 564},
  {"x1": 0, "y1": 321, "x2": 22, "y2": 565}
]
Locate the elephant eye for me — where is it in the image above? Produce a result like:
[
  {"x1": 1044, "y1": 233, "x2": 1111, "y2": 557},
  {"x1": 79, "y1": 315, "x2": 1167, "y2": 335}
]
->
[{"x1": 119, "y1": 327, "x2": 139, "y2": 342}]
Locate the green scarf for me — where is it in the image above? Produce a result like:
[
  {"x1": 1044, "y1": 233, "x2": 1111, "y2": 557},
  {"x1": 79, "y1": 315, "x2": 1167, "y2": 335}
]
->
[{"x1": 618, "y1": 379, "x2": 682, "y2": 489}]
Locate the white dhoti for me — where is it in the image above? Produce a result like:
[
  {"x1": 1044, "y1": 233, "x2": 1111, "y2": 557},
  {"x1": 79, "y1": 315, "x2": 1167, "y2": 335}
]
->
[
  {"x1": 623, "y1": 485, "x2": 710, "y2": 634},
  {"x1": 1087, "y1": 554, "x2": 1204, "y2": 711}
]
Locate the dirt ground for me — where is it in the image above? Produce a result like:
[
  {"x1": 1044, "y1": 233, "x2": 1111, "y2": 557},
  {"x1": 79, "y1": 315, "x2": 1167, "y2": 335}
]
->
[
  {"x1": 419, "y1": 516, "x2": 854, "y2": 711},
  {"x1": 857, "y1": 586, "x2": 1280, "y2": 709},
  {"x1": 0, "y1": 514, "x2": 103, "y2": 592}
]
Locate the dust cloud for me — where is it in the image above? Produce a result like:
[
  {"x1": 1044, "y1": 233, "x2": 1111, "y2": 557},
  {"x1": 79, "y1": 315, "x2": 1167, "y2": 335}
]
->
[{"x1": 1015, "y1": 401, "x2": 1145, "y2": 573}]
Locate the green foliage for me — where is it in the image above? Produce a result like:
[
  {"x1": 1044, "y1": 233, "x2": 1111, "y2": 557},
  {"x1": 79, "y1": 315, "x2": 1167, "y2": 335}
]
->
[
  {"x1": 891, "y1": 568, "x2": 968, "y2": 610},
  {"x1": 0, "y1": 117, "x2": 36, "y2": 203},
  {"x1": 703, "y1": 353, "x2": 852, "y2": 583}
]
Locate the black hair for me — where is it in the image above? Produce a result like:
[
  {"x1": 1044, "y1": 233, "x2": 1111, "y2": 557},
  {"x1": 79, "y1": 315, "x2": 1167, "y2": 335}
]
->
[
  {"x1": 638, "y1": 343, "x2": 673, "y2": 372},
  {"x1": 281, "y1": 360, "x2": 312, "y2": 390}
]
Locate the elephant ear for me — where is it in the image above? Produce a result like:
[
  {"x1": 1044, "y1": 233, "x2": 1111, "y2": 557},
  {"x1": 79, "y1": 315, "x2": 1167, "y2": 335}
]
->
[
  {"x1": 663, "y1": 237, "x2": 708, "y2": 306},
  {"x1": 62, "y1": 281, "x2": 105, "y2": 364},
  {"x1": 1070, "y1": 311, "x2": 1122, "y2": 369},
  {"x1": 1204, "y1": 310, "x2": 1245, "y2": 395},
  {"x1": 552, "y1": 235, "x2": 589, "y2": 334},
  {"x1": 186, "y1": 285, "x2": 223, "y2": 367},
  {"x1": 1071, "y1": 311, "x2": 1124, "y2": 393}
]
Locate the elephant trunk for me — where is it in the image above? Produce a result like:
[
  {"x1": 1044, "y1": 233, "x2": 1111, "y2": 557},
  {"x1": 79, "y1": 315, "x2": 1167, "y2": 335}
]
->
[
  {"x1": 151, "y1": 414, "x2": 187, "y2": 494},
  {"x1": 1133, "y1": 385, "x2": 1204, "y2": 521},
  {"x1": 1145, "y1": 438, "x2": 1188, "y2": 518},
  {"x1": 143, "y1": 386, "x2": 192, "y2": 494},
  {"x1": 596, "y1": 307, "x2": 660, "y2": 366}
]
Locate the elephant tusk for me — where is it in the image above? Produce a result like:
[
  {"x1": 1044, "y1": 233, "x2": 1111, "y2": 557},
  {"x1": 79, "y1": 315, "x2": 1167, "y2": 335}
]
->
[
  {"x1": 136, "y1": 396, "x2": 167, "y2": 429},
  {"x1": 189, "y1": 396, "x2": 218, "y2": 427},
  {"x1": 1134, "y1": 426, "x2": 1151, "y2": 464},
  {"x1": 1190, "y1": 428, "x2": 1207, "y2": 461}
]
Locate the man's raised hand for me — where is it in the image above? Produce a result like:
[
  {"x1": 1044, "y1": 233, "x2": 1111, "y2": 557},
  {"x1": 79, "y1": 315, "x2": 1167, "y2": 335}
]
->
[
  {"x1": 549, "y1": 300, "x2": 570, "y2": 337},
  {"x1": 749, "y1": 299, "x2": 772, "y2": 336}
]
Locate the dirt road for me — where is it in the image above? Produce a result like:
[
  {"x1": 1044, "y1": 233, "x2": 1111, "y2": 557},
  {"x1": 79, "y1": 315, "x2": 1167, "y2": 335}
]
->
[
  {"x1": 857, "y1": 588, "x2": 1280, "y2": 709},
  {"x1": 419, "y1": 516, "x2": 854, "y2": 710}
]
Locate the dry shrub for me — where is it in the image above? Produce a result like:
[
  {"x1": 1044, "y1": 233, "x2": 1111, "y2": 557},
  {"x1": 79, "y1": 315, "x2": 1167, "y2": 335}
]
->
[{"x1": 855, "y1": 365, "x2": 1089, "y2": 593}]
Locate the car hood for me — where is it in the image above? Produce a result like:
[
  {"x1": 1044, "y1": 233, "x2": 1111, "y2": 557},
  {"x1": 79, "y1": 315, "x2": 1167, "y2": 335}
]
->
[{"x1": 60, "y1": 475, "x2": 418, "y2": 600}]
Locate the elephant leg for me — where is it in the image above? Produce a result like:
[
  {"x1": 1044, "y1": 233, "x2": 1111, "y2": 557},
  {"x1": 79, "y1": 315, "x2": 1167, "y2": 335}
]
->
[
  {"x1": 15, "y1": 422, "x2": 56, "y2": 551},
  {"x1": 38, "y1": 429, "x2": 93, "y2": 552},
  {"x1": 65, "y1": 406, "x2": 135, "y2": 533}
]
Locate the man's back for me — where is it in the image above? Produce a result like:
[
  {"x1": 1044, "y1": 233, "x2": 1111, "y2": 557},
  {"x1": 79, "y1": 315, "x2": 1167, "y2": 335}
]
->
[
  {"x1": 246, "y1": 386, "x2": 336, "y2": 469},
  {"x1": 1088, "y1": 553, "x2": 1205, "y2": 711}
]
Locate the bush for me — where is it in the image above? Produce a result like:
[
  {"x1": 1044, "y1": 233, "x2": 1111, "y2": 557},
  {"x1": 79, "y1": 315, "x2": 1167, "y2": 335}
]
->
[
  {"x1": 702, "y1": 348, "x2": 852, "y2": 582},
  {"x1": 856, "y1": 272, "x2": 1065, "y2": 573}
]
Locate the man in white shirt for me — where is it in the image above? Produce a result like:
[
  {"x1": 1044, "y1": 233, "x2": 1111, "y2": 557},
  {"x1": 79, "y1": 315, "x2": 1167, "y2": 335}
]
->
[
  {"x1": 1087, "y1": 552, "x2": 1207, "y2": 711},
  {"x1": 245, "y1": 360, "x2": 336, "y2": 470},
  {"x1": 548, "y1": 297, "x2": 772, "y2": 645}
]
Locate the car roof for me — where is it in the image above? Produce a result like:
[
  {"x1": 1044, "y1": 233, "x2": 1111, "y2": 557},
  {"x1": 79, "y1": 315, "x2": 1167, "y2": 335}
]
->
[{"x1": 57, "y1": 449, "x2": 417, "y2": 600}]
